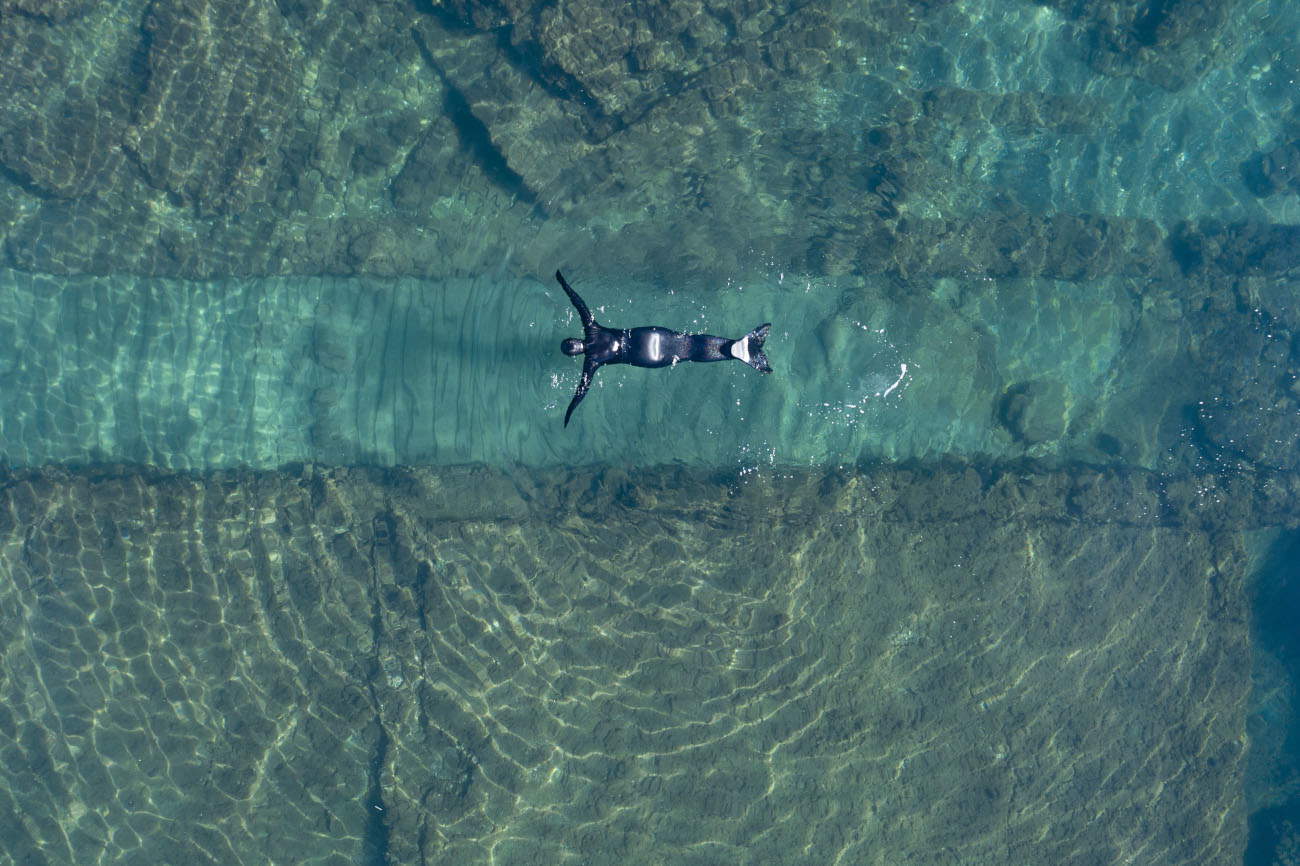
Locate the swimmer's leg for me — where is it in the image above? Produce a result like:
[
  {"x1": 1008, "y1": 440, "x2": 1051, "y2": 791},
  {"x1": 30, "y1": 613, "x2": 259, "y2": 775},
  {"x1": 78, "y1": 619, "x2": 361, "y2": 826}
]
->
[{"x1": 728, "y1": 323, "x2": 772, "y2": 373}]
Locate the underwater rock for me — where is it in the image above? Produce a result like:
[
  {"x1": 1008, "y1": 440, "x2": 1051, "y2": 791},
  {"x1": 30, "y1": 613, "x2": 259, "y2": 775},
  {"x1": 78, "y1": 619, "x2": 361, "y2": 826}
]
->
[
  {"x1": 1171, "y1": 221, "x2": 1300, "y2": 276},
  {"x1": 998, "y1": 379, "x2": 1069, "y2": 445},
  {"x1": 345, "y1": 228, "x2": 403, "y2": 275},
  {"x1": 0, "y1": 460, "x2": 1290, "y2": 862},
  {"x1": 0, "y1": 4, "x2": 143, "y2": 207},
  {"x1": 423, "y1": 0, "x2": 766, "y2": 130},
  {"x1": 0, "y1": 0, "x2": 1276, "y2": 287},
  {"x1": 921, "y1": 86, "x2": 1098, "y2": 136},
  {"x1": 388, "y1": 118, "x2": 466, "y2": 216},
  {"x1": 0, "y1": 96, "x2": 124, "y2": 199},
  {"x1": 124, "y1": 0, "x2": 300, "y2": 216},
  {"x1": 1241, "y1": 139, "x2": 1300, "y2": 198},
  {"x1": 888, "y1": 210, "x2": 1164, "y2": 280},
  {"x1": 1197, "y1": 395, "x2": 1300, "y2": 472},
  {"x1": 1177, "y1": 294, "x2": 1300, "y2": 473},
  {"x1": 0, "y1": 0, "x2": 97, "y2": 20},
  {"x1": 411, "y1": 19, "x2": 564, "y2": 207},
  {"x1": 1034, "y1": 0, "x2": 1233, "y2": 90}
]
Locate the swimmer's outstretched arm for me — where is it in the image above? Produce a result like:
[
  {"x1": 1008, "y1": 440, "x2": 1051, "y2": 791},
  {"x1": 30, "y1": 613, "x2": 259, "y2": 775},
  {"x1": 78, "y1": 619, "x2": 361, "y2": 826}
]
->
[
  {"x1": 564, "y1": 358, "x2": 597, "y2": 426},
  {"x1": 555, "y1": 270, "x2": 593, "y2": 328}
]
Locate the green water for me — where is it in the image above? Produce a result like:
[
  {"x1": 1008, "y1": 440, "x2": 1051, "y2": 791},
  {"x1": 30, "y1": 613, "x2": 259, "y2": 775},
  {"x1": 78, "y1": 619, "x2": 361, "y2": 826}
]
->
[{"x1": 1, "y1": 0, "x2": 1299, "y2": 863}]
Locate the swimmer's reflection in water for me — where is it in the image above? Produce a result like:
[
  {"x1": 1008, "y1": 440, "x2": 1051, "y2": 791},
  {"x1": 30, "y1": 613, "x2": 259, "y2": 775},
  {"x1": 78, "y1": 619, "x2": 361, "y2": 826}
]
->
[{"x1": 554, "y1": 270, "x2": 772, "y2": 426}]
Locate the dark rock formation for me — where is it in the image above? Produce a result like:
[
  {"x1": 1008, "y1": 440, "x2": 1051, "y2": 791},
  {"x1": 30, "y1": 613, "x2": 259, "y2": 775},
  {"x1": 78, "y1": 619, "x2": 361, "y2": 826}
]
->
[
  {"x1": 999, "y1": 379, "x2": 1069, "y2": 445},
  {"x1": 1171, "y1": 221, "x2": 1300, "y2": 277},
  {"x1": 1242, "y1": 139, "x2": 1300, "y2": 198},
  {"x1": 1033, "y1": 0, "x2": 1236, "y2": 90},
  {"x1": 0, "y1": 96, "x2": 125, "y2": 199},
  {"x1": 0, "y1": 0, "x2": 98, "y2": 22}
]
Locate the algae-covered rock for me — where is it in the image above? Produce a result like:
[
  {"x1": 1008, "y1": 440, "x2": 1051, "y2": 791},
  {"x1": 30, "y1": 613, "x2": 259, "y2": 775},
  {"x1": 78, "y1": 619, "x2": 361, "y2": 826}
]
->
[
  {"x1": 0, "y1": 461, "x2": 1275, "y2": 864},
  {"x1": 1241, "y1": 139, "x2": 1300, "y2": 198},
  {"x1": 124, "y1": 0, "x2": 301, "y2": 216},
  {"x1": 998, "y1": 379, "x2": 1069, "y2": 446}
]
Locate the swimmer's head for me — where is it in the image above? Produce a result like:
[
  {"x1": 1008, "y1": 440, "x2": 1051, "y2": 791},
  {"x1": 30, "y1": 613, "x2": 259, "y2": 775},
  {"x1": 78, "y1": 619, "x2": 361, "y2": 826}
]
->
[{"x1": 561, "y1": 338, "x2": 585, "y2": 356}]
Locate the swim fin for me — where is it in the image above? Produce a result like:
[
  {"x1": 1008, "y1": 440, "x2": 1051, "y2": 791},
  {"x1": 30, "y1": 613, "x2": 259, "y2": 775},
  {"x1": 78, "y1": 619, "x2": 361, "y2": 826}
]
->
[{"x1": 730, "y1": 323, "x2": 772, "y2": 373}]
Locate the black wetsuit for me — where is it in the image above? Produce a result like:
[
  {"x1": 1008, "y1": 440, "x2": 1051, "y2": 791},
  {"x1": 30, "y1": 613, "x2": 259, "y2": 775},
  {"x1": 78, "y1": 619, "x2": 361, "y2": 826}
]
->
[{"x1": 555, "y1": 270, "x2": 772, "y2": 426}]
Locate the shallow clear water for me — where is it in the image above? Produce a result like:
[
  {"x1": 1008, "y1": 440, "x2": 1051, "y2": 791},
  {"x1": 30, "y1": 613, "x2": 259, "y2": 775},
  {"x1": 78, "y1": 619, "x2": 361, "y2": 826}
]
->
[
  {"x1": 1, "y1": 0, "x2": 1299, "y2": 863},
  {"x1": 1, "y1": 268, "x2": 1137, "y2": 467}
]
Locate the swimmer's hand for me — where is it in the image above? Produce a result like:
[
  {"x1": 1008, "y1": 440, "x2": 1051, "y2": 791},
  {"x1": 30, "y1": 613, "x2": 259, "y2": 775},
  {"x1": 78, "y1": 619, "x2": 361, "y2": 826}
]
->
[{"x1": 555, "y1": 270, "x2": 593, "y2": 328}]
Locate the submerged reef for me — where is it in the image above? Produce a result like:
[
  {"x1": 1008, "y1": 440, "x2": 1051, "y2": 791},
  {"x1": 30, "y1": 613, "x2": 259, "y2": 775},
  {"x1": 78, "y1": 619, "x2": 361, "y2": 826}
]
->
[
  {"x1": 1, "y1": 460, "x2": 1292, "y2": 863},
  {"x1": 1242, "y1": 138, "x2": 1300, "y2": 199},
  {"x1": 1031, "y1": 0, "x2": 1235, "y2": 90},
  {"x1": 0, "y1": 0, "x2": 1286, "y2": 285}
]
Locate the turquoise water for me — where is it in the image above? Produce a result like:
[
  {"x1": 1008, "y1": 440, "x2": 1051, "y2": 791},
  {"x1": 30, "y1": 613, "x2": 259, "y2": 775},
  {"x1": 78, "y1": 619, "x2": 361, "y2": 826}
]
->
[
  {"x1": 0, "y1": 268, "x2": 1136, "y2": 467},
  {"x1": 2, "y1": 0, "x2": 1299, "y2": 862}
]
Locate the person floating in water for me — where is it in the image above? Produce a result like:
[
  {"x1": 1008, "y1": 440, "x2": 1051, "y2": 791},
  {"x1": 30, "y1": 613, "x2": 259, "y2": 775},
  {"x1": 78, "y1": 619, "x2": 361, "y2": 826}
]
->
[{"x1": 555, "y1": 270, "x2": 772, "y2": 426}]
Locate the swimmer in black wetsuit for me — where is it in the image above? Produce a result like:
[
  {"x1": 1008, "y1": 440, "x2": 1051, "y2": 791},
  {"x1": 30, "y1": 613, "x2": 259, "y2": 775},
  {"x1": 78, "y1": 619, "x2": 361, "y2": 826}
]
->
[{"x1": 555, "y1": 270, "x2": 772, "y2": 426}]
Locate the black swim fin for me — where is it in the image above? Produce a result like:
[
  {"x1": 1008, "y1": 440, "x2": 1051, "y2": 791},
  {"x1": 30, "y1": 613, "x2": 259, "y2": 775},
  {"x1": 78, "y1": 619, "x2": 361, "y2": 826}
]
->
[{"x1": 731, "y1": 323, "x2": 772, "y2": 373}]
